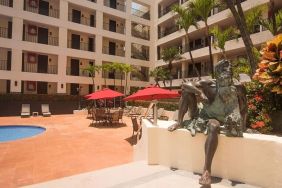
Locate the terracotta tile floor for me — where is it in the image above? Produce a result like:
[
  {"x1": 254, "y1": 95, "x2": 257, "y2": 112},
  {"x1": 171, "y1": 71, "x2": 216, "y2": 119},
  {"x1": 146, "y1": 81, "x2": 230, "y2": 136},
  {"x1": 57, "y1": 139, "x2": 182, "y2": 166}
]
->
[{"x1": 0, "y1": 115, "x2": 135, "y2": 188}]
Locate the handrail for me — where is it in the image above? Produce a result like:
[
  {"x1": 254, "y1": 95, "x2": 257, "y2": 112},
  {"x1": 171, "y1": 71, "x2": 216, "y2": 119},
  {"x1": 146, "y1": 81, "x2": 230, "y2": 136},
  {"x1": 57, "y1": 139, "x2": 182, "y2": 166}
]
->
[
  {"x1": 23, "y1": 63, "x2": 58, "y2": 74},
  {"x1": 102, "y1": 46, "x2": 125, "y2": 57},
  {"x1": 0, "y1": 60, "x2": 7, "y2": 70},
  {"x1": 24, "y1": 3, "x2": 59, "y2": 18},
  {"x1": 0, "y1": 27, "x2": 8, "y2": 38},
  {"x1": 103, "y1": 22, "x2": 125, "y2": 34},
  {"x1": 131, "y1": 7, "x2": 150, "y2": 20},
  {"x1": 104, "y1": 0, "x2": 126, "y2": 12},
  {"x1": 0, "y1": 0, "x2": 12, "y2": 7},
  {"x1": 68, "y1": 13, "x2": 96, "y2": 27},
  {"x1": 23, "y1": 32, "x2": 59, "y2": 46},
  {"x1": 68, "y1": 40, "x2": 95, "y2": 52}
]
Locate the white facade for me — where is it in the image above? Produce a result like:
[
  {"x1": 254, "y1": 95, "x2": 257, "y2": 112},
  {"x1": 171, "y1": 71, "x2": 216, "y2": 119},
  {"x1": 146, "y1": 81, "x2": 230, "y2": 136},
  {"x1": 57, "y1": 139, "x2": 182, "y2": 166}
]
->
[
  {"x1": 0, "y1": 0, "x2": 154, "y2": 95},
  {"x1": 154, "y1": 0, "x2": 282, "y2": 87}
]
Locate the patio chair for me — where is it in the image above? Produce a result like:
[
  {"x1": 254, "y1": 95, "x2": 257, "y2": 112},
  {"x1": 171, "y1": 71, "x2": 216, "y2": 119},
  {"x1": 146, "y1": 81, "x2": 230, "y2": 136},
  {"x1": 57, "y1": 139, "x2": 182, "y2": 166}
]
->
[
  {"x1": 91, "y1": 108, "x2": 97, "y2": 124},
  {"x1": 95, "y1": 108, "x2": 106, "y2": 123},
  {"x1": 118, "y1": 109, "x2": 124, "y2": 123},
  {"x1": 131, "y1": 117, "x2": 142, "y2": 143},
  {"x1": 41, "y1": 104, "x2": 51, "y2": 117},
  {"x1": 109, "y1": 111, "x2": 120, "y2": 124},
  {"x1": 21, "y1": 104, "x2": 30, "y2": 118}
]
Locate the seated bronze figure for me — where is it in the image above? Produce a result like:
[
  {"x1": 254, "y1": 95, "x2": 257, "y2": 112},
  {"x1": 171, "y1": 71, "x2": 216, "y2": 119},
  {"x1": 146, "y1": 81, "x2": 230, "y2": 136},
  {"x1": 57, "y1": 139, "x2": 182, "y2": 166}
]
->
[{"x1": 168, "y1": 60, "x2": 247, "y2": 185}]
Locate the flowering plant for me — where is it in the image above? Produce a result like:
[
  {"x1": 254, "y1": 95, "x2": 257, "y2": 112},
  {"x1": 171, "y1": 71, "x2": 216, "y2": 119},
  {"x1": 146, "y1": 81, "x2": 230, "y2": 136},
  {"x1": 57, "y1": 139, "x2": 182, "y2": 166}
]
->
[
  {"x1": 245, "y1": 81, "x2": 273, "y2": 133},
  {"x1": 253, "y1": 34, "x2": 282, "y2": 94}
]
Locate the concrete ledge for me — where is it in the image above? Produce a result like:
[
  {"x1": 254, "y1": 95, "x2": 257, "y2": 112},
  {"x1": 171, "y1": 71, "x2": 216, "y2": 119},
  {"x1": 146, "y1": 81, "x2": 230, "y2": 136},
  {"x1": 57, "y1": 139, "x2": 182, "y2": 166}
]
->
[{"x1": 134, "y1": 119, "x2": 282, "y2": 188}]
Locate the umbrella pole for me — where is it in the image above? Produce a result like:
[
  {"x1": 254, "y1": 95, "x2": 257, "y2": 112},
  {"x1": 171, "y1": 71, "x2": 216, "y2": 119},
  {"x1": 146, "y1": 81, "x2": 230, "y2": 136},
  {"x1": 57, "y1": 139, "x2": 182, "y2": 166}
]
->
[{"x1": 153, "y1": 100, "x2": 157, "y2": 126}]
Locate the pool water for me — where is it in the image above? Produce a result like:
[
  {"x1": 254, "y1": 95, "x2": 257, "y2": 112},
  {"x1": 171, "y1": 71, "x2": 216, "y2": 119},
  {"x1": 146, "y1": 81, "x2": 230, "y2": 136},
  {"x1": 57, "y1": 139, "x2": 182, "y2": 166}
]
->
[{"x1": 0, "y1": 126, "x2": 46, "y2": 142}]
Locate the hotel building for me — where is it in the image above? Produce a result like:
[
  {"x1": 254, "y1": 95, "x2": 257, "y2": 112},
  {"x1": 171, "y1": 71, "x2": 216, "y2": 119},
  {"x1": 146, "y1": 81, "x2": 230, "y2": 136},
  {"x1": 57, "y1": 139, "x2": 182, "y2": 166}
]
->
[
  {"x1": 0, "y1": 0, "x2": 154, "y2": 95},
  {"x1": 0, "y1": 0, "x2": 281, "y2": 95}
]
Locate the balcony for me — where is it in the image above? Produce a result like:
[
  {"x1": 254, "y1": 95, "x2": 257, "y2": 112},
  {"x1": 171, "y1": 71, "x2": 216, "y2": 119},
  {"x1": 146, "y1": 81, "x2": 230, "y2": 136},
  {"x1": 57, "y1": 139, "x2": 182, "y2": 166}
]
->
[
  {"x1": 158, "y1": 25, "x2": 179, "y2": 39},
  {"x1": 158, "y1": 0, "x2": 178, "y2": 18},
  {"x1": 0, "y1": 0, "x2": 13, "y2": 7},
  {"x1": 0, "y1": 16, "x2": 12, "y2": 39},
  {"x1": 103, "y1": 46, "x2": 125, "y2": 57},
  {"x1": 131, "y1": 43, "x2": 149, "y2": 61},
  {"x1": 130, "y1": 66, "x2": 149, "y2": 82},
  {"x1": 23, "y1": 0, "x2": 59, "y2": 18},
  {"x1": 23, "y1": 63, "x2": 57, "y2": 74},
  {"x1": 66, "y1": 67, "x2": 90, "y2": 77},
  {"x1": 23, "y1": 32, "x2": 58, "y2": 46},
  {"x1": 103, "y1": 20, "x2": 125, "y2": 34},
  {"x1": 104, "y1": 0, "x2": 125, "y2": 12},
  {"x1": 22, "y1": 52, "x2": 58, "y2": 74},
  {"x1": 0, "y1": 27, "x2": 9, "y2": 38},
  {"x1": 131, "y1": 8, "x2": 150, "y2": 20},
  {"x1": 131, "y1": 23, "x2": 150, "y2": 40},
  {"x1": 22, "y1": 81, "x2": 57, "y2": 94},
  {"x1": 68, "y1": 13, "x2": 96, "y2": 27},
  {"x1": 68, "y1": 40, "x2": 95, "y2": 52}
]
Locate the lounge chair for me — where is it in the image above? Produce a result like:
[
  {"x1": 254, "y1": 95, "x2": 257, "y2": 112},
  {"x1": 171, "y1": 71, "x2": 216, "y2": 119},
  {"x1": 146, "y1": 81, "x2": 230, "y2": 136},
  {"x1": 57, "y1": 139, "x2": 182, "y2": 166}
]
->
[
  {"x1": 21, "y1": 104, "x2": 30, "y2": 118},
  {"x1": 131, "y1": 117, "x2": 142, "y2": 143},
  {"x1": 41, "y1": 104, "x2": 51, "y2": 117}
]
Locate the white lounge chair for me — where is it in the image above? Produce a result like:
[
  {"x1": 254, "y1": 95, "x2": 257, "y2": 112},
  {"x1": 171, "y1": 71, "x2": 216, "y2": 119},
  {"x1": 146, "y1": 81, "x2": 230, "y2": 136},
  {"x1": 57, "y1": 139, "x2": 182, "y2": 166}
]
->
[
  {"x1": 41, "y1": 104, "x2": 51, "y2": 117},
  {"x1": 21, "y1": 104, "x2": 30, "y2": 118}
]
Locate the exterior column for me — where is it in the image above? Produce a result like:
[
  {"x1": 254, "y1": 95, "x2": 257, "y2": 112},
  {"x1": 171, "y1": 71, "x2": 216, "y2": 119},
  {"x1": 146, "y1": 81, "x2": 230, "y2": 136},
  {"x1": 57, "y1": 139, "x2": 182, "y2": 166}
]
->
[
  {"x1": 182, "y1": 61, "x2": 186, "y2": 78},
  {"x1": 57, "y1": 55, "x2": 67, "y2": 94}
]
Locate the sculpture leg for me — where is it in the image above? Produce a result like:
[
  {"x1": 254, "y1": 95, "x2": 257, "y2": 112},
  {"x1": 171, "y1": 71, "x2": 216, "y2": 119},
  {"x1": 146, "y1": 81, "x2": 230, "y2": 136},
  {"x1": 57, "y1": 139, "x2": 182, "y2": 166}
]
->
[
  {"x1": 199, "y1": 119, "x2": 220, "y2": 185},
  {"x1": 168, "y1": 93, "x2": 189, "y2": 131}
]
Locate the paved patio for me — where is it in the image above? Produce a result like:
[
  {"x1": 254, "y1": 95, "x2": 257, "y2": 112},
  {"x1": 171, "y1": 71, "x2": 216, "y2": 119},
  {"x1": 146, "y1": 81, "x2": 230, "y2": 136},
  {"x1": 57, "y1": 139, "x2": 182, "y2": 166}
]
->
[{"x1": 0, "y1": 114, "x2": 134, "y2": 188}]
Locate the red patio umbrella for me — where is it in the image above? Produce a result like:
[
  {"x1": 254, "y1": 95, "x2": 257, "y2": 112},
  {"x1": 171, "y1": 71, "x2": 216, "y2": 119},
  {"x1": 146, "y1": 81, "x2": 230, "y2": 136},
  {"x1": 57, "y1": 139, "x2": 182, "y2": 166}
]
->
[
  {"x1": 123, "y1": 85, "x2": 180, "y2": 101},
  {"x1": 87, "y1": 88, "x2": 124, "y2": 100}
]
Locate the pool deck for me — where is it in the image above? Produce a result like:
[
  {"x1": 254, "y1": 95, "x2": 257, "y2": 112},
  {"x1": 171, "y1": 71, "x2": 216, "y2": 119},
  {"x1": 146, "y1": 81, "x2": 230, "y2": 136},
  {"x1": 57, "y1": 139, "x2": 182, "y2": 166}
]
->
[{"x1": 0, "y1": 114, "x2": 134, "y2": 188}]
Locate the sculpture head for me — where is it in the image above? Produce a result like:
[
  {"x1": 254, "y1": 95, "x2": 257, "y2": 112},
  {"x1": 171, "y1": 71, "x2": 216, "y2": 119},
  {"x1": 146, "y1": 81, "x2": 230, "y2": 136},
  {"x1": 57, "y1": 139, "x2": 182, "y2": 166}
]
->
[{"x1": 215, "y1": 60, "x2": 232, "y2": 87}]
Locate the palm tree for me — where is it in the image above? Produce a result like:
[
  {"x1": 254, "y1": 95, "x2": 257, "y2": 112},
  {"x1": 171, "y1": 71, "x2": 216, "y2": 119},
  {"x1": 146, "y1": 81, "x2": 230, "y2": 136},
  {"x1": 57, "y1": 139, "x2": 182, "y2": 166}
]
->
[
  {"x1": 223, "y1": 0, "x2": 257, "y2": 74},
  {"x1": 209, "y1": 26, "x2": 238, "y2": 59},
  {"x1": 123, "y1": 64, "x2": 135, "y2": 95},
  {"x1": 84, "y1": 64, "x2": 101, "y2": 92},
  {"x1": 161, "y1": 47, "x2": 181, "y2": 90},
  {"x1": 171, "y1": 4, "x2": 200, "y2": 80},
  {"x1": 149, "y1": 67, "x2": 169, "y2": 87},
  {"x1": 189, "y1": 0, "x2": 218, "y2": 78},
  {"x1": 115, "y1": 63, "x2": 125, "y2": 93},
  {"x1": 260, "y1": 9, "x2": 282, "y2": 35}
]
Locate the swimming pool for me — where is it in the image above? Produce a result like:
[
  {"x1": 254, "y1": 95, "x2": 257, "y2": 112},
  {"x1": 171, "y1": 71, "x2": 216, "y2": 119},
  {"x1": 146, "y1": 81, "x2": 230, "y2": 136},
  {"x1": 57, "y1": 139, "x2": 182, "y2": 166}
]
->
[{"x1": 0, "y1": 126, "x2": 46, "y2": 142}]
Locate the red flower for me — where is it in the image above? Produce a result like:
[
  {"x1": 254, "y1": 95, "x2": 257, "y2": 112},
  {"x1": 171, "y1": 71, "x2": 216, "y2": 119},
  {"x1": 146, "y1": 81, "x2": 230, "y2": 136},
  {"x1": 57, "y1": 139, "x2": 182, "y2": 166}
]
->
[
  {"x1": 248, "y1": 104, "x2": 256, "y2": 110},
  {"x1": 254, "y1": 95, "x2": 263, "y2": 102},
  {"x1": 251, "y1": 121, "x2": 265, "y2": 129}
]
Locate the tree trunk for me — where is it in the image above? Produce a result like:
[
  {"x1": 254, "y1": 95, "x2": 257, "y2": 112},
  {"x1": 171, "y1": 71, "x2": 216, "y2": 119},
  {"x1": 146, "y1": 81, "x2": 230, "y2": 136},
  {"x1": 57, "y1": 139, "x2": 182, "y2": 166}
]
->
[
  {"x1": 225, "y1": 0, "x2": 257, "y2": 74},
  {"x1": 104, "y1": 70, "x2": 107, "y2": 87},
  {"x1": 125, "y1": 74, "x2": 128, "y2": 95},
  {"x1": 185, "y1": 33, "x2": 200, "y2": 80},
  {"x1": 92, "y1": 77, "x2": 95, "y2": 92},
  {"x1": 205, "y1": 22, "x2": 214, "y2": 78},
  {"x1": 169, "y1": 61, "x2": 172, "y2": 90}
]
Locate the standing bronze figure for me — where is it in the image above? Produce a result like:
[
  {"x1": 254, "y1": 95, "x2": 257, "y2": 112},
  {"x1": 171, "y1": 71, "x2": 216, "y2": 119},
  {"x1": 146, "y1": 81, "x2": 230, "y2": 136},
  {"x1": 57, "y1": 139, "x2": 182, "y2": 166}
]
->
[{"x1": 168, "y1": 60, "x2": 247, "y2": 185}]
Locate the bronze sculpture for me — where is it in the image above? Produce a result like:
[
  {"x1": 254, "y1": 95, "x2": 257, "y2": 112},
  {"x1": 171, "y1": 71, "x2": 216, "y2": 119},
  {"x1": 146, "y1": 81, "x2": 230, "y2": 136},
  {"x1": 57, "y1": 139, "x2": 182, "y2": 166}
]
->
[{"x1": 168, "y1": 60, "x2": 247, "y2": 185}]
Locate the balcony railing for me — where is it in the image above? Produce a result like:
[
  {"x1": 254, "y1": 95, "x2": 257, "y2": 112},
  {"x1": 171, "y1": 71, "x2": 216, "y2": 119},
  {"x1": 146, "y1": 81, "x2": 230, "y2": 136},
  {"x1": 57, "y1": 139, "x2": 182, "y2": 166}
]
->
[
  {"x1": 103, "y1": 72, "x2": 124, "y2": 79},
  {"x1": 158, "y1": 25, "x2": 179, "y2": 39},
  {"x1": 68, "y1": 13, "x2": 96, "y2": 27},
  {"x1": 0, "y1": 0, "x2": 12, "y2": 7},
  {"x1": 104, "y1": 0, "x2": 125, "y2": 12},
  {"x1": 66, "y1": 67, "x2": 90, "y2": 77},
  {"x1": 132, "y1": 28, "x2": 150, "y2": 40},
  {"x1": 0, "y1": 27, "x2": 8, "y2": 38},
  {"x1": 131, "y1": 48, "x2": 149, "y2": 61},
  {"x1": 23, "y1": 63, "x2": 58, "y2": 74},
  {"x1": 0, "y1": 60, "x2": 7, "y2": 70},
  {"x1": 102, "y1": 46, "x2": 125, "y2": 57},
  {"x1": 159, "y1": 0, "x2": 178, "y2": 18},
  {"x1": 24, "y1": 2, "x2": 59, "y2": 18},
  {"x1": 103, "y1": 22, "x2": 125, "y2": 34},
  {"x1": 23, "y1": 33, "x2": 59, "y2": 46},
  {"x1": 131, "y1": 8, "x2": 150, "y2": 20},
  {"x1": 68, "y1": 40, "x2": 95, "y2": 52}
]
